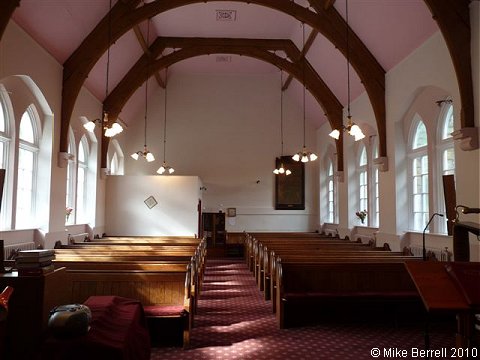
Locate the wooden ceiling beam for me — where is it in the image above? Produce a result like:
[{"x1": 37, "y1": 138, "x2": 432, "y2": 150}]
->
[
  {"x1": 282, "y1": 28, "x2": 319, "y2": 91},
  {"x1": 101, "y1": 38, "x2": 344, "y2": 172},
  {"x1": 323, "y1": 0, "x2": 336, "y2": 11},
  {"x1": 422, "y1": 0, "x2": 474, "y2": 130},
  {"x1": 133, "y1": 24, "x2": 165, "y2": 88},
  {"x1": 60, "y1": 0, "x2": 385, "y2": 164},
  {"x1": 0, "y1": 0, "x2": 21, "y2": 42}
]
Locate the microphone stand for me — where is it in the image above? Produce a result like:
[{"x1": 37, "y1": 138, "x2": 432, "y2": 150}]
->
[
  {"x1": 421, "y1": 212, "x2": 443, "y2": 360},
  {"x1": 422, "y1": 213, "x2": 444, "y2": 261}
]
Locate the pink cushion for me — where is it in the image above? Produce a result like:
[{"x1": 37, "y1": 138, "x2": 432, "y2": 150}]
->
[{"x1": 144, "y1": 305, "x2": 186, "y2": 317}]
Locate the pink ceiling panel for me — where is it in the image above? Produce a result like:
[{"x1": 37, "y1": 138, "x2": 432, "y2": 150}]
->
[
  {"x1": 13, "y1": 0, "x2": 108, "y2": 63},
  {"x1": 84, "y1": 29, "x2": 144, "y2": 102},
  {"x1": 334, "y1": 0, "x2": 438, "y2": 71}
]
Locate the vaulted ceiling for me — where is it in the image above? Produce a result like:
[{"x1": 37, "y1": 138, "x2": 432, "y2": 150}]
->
[{"x1": 3, "y1": 0, "x2": 475, "y2": 170}]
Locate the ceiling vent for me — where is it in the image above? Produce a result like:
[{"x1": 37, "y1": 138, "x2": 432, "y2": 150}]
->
[
  {"x1": 216, "y1": 55, "x2": 232, "y2": 63},
  {"x1": 216, "y1": 10, "x2": 237, "y2": 21}
]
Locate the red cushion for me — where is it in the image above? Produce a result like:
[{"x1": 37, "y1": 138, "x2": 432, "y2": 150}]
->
[{"x1": 144, "y1": 305, "x2": 186, "y2": 317}]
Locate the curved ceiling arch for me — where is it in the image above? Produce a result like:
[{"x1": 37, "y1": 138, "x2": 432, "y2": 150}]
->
[
  {"x1": 100, "y1": 39, "x2": 345, "y2": 171},
  {"x1": 62, "y1": 0, "x2": 384, "y2": 159}
]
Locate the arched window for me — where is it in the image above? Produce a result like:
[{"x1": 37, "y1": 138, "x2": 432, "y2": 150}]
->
[
  {"x1": 65, "y1": 129, "x2": 76, "y2": 224},
  {"x1": 409, "y1": 119, "x2": 429, "y2": 231},
  {"x1": 326, "y1": 159, "x2": 335, "y2": 223},
  {"x1": 108, "y1": 139, "x2": 124, "y2": 175},
  {"x1": 358, "y1": 144, "x2": 368, "y2": 225},
  {"x1": 437, "y1": 102, "x2": 455, "y2": 233},
  {"x1": 15, "y1": 107, "x2": 39, "y2": 229},
  {"x1": 372, "y1": 138, "x2": 380, "y2": 227},
  {"x1": 76, "y1": 136, "x2": 88, "y2": 223},
  {"x1": 0, "y1": 89, "x2": 11, "y2": 229}
]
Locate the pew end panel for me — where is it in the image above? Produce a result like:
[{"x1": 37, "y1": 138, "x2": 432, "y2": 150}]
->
[
  {"x1": 64, "y1": 269, "x2": 193, "y2": 348},
  {"x1": 276, "y1": 261, "x2": 425, "y2": 329}
]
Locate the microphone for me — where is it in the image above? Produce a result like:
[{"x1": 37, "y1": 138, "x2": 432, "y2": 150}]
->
[
  {"x1": 462, "y1": 207, "x2": 480, "y2": 214},
  {"x1": 423, "y1": 213, "x2": 444, "y2": 261}
]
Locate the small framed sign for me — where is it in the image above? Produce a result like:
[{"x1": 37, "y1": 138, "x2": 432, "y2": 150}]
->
[
  {"x1": 144, "y1": 195, "x2": 158, "y2": 209},
  {"x1": 227, "y1": 208, "x2": 236, "y2": 217}
]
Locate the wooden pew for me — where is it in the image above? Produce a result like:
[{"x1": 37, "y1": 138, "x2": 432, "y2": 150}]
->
[
  {"x1": 243, "y1": 232, "x2": 335, "y2": 268},
  {"x1": 246, "y1": 236, "x2": 360, "y2": 273},
  {"x1": 269, "y1": 254, "x2": 422, "y2": 311},
  {"x1": 263, "y1": 249, "x2": 408, "y2": 299},
  {"x1": 62, "y1": 263, "x2": 193, "y2": 347},
  {"x1": 88, "y1": 236, "x2": 201, "y2": 245},
  {"x1": 53, "y1": 250, "x2": 204, "y2": 316},
  {"x1": 253, "y1": 240, "x2": 375, "y2": 287},
  {"x1": 275, "y1": 259, "x2": 424, "y2": 328}
]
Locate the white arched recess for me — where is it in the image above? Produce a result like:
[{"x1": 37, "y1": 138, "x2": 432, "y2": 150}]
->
[
  {"x1": 65, "y1": 116, "x2": 99, "y2": 237},
  {"x1": 0, "y1": 75, "x2": 53, "y2": 244},
  {"x1": 319, "y1": 144, "x2": 337, "y2": 230},
  {"x1": 397, "y1": 86, "x2": 457, "y2": 254}
]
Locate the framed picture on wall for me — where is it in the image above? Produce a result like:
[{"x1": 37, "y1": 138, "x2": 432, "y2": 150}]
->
[
  {"x1": 275, "y1": 156, "x2": 305, "y2": 210},
  {"x1": 144, "y1": 195, "x2": 158, "y2": 209},
  {"x1": 227, "y1": 208, "x2": 236, "y2": 217}
]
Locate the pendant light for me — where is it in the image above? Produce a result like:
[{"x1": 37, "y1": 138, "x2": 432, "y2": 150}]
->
[
  {"x1": 131, "y1": 19, "x2": 155, "y2": 162},
  {"x1": 293, "y1": 23, "x2": 317, "y2": 163},
  {"x1": 274, "y1": 70, "x2": 292, "y2": 176},
  {"x1": 328, "y1": 0, "x2": 365, "y2": 142},
  {"x1": 84, "y1": 0, "x2": 123, "y2": 137},
  {"x1": 157, "y1": 67, "x2": 175, "y2": 175}
]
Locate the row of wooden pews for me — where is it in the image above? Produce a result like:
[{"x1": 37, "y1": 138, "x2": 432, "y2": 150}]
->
[
  {"x1": 51, "y1": 235, "x2": 206, "y2": 347},
  {"x1": 244, "y1": 232, "x2": 425, "y2": 328}
]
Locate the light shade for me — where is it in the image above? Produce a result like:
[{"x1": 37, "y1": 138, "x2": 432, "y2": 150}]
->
[
  {"x1": 293, "y1": 147, "x2": 317, "y2": 163},
  {"x1": 83, "y1": 120, "x2": 97, "y2": 133},
  {"x1": 328, "y1": 117, "x2": 365, "y2": 142},
  {"x1": 157, "y1": 162, "x2": 175, "y2": 175},
  {"x1": 131, "y1": 146, "x2": 155, "y2": 162},
  {"x1": 273, "y1": 162, "x2": 292, "y2": 176},
  {"x1": 328, "y1": 129, "x2": 340, "y2": 140}
]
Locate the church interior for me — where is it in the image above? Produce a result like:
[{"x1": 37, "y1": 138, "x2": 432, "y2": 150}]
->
[{"x1": 0, "y1": 0, "x2": 479, "y2": 359}]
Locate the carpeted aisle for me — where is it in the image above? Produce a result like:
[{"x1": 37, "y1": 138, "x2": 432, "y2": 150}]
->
[{"x1": 150, "y1": 259, "x2": 455, "y2": 360}]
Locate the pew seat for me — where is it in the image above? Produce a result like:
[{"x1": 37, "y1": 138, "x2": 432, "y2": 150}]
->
[{"x1": 276, "y1": 261, "x2": 424, "y2": 328}]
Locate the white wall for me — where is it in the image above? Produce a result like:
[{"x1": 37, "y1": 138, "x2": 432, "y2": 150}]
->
[
  {"x1": 105, "y1": 175, "x2": 201, "y2": 236},
  {"x1": 118, "y1": 72, "x2": 319, "y2": 232},
  {"x1": 317, "y1": 23, "x2": 479, "y2": 257},
  {"x1": 0, "y1": 21, "x2": 104, "y2": 248}
]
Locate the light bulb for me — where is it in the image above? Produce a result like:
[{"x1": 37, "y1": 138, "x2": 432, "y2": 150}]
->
[
  {"x1": 157, "y1": 166, "x2": 165, "y2": 174},
  {"x1": 273, "y1": 169, "x2": 279, "y2": 174},
  {"x1": 168, "y1": 167, "x2": 175, "y2": 174},
  {"x1": 279, "y1": 167, "x2": 285, "y2": 174},
  {"x1": 292, "y1": 153, "x2": 300, "y2": 162},
  {"x1": 131, "y1": 152, "x2": 139, "y2": 160},
  {"x1": 145, "y1": 152, "x2": 155, "y2": 162},
  {"x1": 285, "y1": 169, "x2": 292, "y2": 175},
  {"x1": 329, "y1": 129, "x2": 340, "y2": 140},
  {"x1": 84, "y1": 121, "x2": 96, "y2": 133},
  {"x1": 309, "y1": 153, "x2": 318, "y2": 161}
]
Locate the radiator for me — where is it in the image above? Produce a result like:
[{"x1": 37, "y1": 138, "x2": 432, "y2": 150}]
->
[
  {"x1": 4, "y1": 242, "x2": 36, "y2": 260},
  {"x1": 408, "y1": 245, "x2": 452, "y2": 261}
]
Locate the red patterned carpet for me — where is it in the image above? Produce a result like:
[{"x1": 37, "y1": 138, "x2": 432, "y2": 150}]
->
[{"x1": 151, "y1": 259, "x2": 457, "y2": 360}]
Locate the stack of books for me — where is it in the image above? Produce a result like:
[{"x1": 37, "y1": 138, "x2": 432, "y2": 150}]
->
[{"x1": 15, "y1": 249, "x2": 55, "y2": 276}]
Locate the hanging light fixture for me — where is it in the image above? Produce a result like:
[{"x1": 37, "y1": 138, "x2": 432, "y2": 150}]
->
[
  {"x1": 84, "y1": 0, "x2": 123, "y2": 138},
  {"x1": 274, "y1": 70, "x2": 292, "y2": 176},
  {"x1": 293, "y1": 23, "x2": 317, "y2": 163},
  {"x1": 329, "y1": 0, "x2": 365, "y2": 142},
  {"x1": 131, "y1": 19, "x2": 155, "y2": 163},
  {"x1": 157, "y1": 67, "x2": 175, "y2": 175}
]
